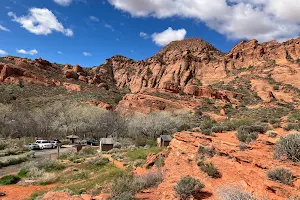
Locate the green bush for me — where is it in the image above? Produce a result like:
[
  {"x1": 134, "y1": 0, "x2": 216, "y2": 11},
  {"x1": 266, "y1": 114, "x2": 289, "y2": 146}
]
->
[
  {"x1": 0, "y1": 175, "x2": 20, "y2": 185},
  {"x1": 267, "y1": 167, "x2": 293, "y2": 185},
  {"x1": 222, "y1": 118, "x2": 254, "y2": 131},
  {"x1": 17, "y1": 169, "x2": 28, "y2": 178},
  {"x1": 80, "y1": 146, "x2": 97, "y2": 156},
  {"x1": 201, "y1": 129, "x2": 213, "y2": 136},
  {"x1": 174, "y1": 176, "x2": 204, "y2": 200},
  {"x1": 88, "y1": 157, "x2": 109, "y2": 167},
  {"x1": 73, "y1": 171, "x2": 88, "y2": 181},
  {"x1": 211, "y1": 125, "x2": 226, "y2": 133},
  {"x1": 284, "y1": 123, "x2": 300, "y2": 131},
  {"x1": 236, "y1": 126, "x2": 259, "y2": 143},
  {"x1": 275, "y1": 133, "x2": 300, "y2": 162},
  {"x1": 269, "y1": 118, "x2": 280, "y2": 124},
  {"x1": 288, "y1": 112, "x2": 300, "y2": 123},
  {"x1": 199, "y1": 117, "x2": 216, "y2": 130},
  {"x1": 199, "y1": 162, "x2": 221, "y2": 178}
]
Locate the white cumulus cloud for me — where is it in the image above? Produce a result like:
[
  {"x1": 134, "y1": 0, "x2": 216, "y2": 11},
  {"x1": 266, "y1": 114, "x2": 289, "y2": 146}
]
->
[
  {"x1": 89, "y1": 16, "x2": 99, "y2": 22},
  {"x1": 140, "y1": 32, "x2": 149, "y2": 39},
  {"x1": 83, "y1": 52, "x2": 92, "y2": 56},
  {"x1": 8, "y1": 8, "x2": 73, "y2": 37},
  {"x1": 152, "y1": 27, "x2": 187, "y2": 46},
  {"x1": 108, "y1": 0, "x2": 300, "y2": 42},
  {"x1": 0, "y1": 50, "x2": 8, "y2": 55},
  {"x1": 0, "y1": 25, "x2": 10, "y2": 32},
  {"x1": 53, "y1": 0, "x2": 72, "y2": 6},
  {"x1": 17, "y1": 49, "x2": 38, "y2": 55}
]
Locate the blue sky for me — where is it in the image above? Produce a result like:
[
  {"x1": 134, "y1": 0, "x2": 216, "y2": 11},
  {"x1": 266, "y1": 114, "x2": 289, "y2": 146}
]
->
[{"x1": 0, "y1": 0, "x2": 299, "y2": 67}]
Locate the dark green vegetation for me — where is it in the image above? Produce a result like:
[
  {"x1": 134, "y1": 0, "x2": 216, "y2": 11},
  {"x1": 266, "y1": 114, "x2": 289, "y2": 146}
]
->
[
  {"x1": 174, "y1": 176, "x2": 204, "y2": 200},
  {"x1": 0, "y1": 175, "x2": 20, "y2": 185},
  {"x1": 199, "y1": 162, "x2": 222, "y2": 178},
  {"x1": 125, "y1": 147, "x2": 162, "y2": 161},
  {"x1": 267, "y1": 168, "x2": 294, "y2": 185}
]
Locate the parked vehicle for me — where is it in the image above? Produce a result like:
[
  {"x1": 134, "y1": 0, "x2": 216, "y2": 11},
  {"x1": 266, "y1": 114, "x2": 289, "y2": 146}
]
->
[
  {"x1": 87, "y1": 139, "x2": 100, "y2": 146},
  {"x1": 35, "y1": 140, "x2": 53, "y2": 149},
  {"x1": 50, "y1": 140, "x2": 62, "y2": 148},
  {"x1": 25, "y1": 143, "x2": 40, "y2": 150}
]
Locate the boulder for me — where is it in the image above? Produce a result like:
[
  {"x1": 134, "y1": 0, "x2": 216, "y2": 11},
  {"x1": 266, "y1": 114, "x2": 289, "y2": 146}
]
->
[
  {"x1": 64, "y1": 70, "x2": 79, "y2": 79},
  {"x1": 73, "y1": 64, "x2": 84, "y2": 73},
  {"x1": 63, "y1": 83, "x2": 81, "y2": 92}
]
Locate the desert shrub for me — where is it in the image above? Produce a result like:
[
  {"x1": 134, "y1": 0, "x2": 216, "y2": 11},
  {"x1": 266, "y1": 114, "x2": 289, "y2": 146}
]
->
[
  {"x1": 236, "y1": 126, "x2": 259, "y2": 143},
  {"x1": 73, "y1": 171, "x2": 88, "y2": 181},
  {"x1": 267, "y1": 168, "x2": 293, "y2": 185},
  {"x1": 108, "y1": 174, "x2": 134, "y2": 199},
  {"x1": 21, "y1": 159, "x2": 65, "y2": 176},
  {"x1": 174, "y1": 176, "x2": 204, "y2": 200},
  {"x1": 80, "y1": 146, "x2": 97, "y2": 156},
  {"x1": 273, "y1": 85, "x2": 280, "y2": 90},
  {"x1": 155, "y1": 156, "x2": 165, "y2": 168},
  {"x1": 275, "y1": 132, "x2": 300, "y2": 162},
  {"x1": 0, "y1": 151, "x2": 33, "y2": 168},
  {"x1": 239, "y1": 143, "x2": 248, "y2": 151},
  {"x1": 39, "y1": 173, "x2": 58, "y2": 185},
  {"x1": 267, "y1": 130, "x2": 278, "y2": 138},
  {"x1": 0, "y1": 175, "x2": 20, "y2": 185},
  {"x1": 268, "y1": 118, "x2": 280, "y2": 124},
  {"x1": 199, "y1": 117, "x2": 216, "y2": 130},
  {"x1": 222, "y1": 118, "x2": 254, "y2": 131},
  {"x1": 198, "y1": 145, "x2": 216, "y2": 157},
  {"x1": 217, "y1": 185, "x2": 257, "y2": 200},
  {"x1": 201, "y1": 129, "x2": 213, "y2": 136},
  {"x1": 110, "y1": 171, "x2": 162, "y2": 199},
  {"x1": 88, "y1": 157, "x2": 109, "y2": 167},
  {"x1": 235, "y1": 124, "x2": 267, "y2": 143},
  {"x1": 132, "y1": 171, "x2": 163, "y2": 191},
  {"x1": 199, "y1": 162, "x2": 221, "y2": 178},
  {"x1": 288, "y1": 112, "x2": 300, "y2": 123},
  {"x1": 211, "y1": 125, "x2": 226, "y2": 133},
  {"x1": 113, "y1": 142, "x2": 122, "y2": 149},
  {"x1": 284, "y1": 123, "x2": 300, "y2": 131}
]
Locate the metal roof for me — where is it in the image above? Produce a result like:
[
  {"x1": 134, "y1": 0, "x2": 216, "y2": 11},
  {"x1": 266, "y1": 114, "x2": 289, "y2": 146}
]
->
[
  {"x1": 160, "y1": 135, "x2": 173, "y2": 142},
  {"x1": 100, "y1": 138, "x2": 116, "y2": 145}
]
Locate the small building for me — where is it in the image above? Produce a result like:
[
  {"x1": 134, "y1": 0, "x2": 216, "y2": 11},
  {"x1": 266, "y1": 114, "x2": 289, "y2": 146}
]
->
[
  {"x1": 100, "y1": 138, "x2": 116, "y2": 151},
  {"x1": 66, "y1": 135, "x2": 80, "y2": 144},
  {"x1": 157, "y1": 135, "x2": 173, "y2": 147}
]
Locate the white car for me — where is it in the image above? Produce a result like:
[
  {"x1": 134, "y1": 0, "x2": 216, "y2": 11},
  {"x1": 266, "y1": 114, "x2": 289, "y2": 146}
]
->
[{"x1": 35, "y1": 140, "x2": 53, "y2": 149}]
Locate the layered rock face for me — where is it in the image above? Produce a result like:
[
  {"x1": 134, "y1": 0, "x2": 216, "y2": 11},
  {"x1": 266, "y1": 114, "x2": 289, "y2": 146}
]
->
[
  {"x1": 1, "y1": 38, "x2": 299, "y2": 95},
  {"x1": 92, "y1": 37, "x2": 300, "y2": 93}
]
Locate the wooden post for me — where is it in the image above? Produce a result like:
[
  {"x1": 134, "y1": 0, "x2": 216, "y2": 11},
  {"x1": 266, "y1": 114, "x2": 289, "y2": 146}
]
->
[
  {"x1": 57, "y1": 145, "x2": 60, "y2": 160},
  {"x1": 99, "y1": 140, "x2": 102, "y2": 154}
]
